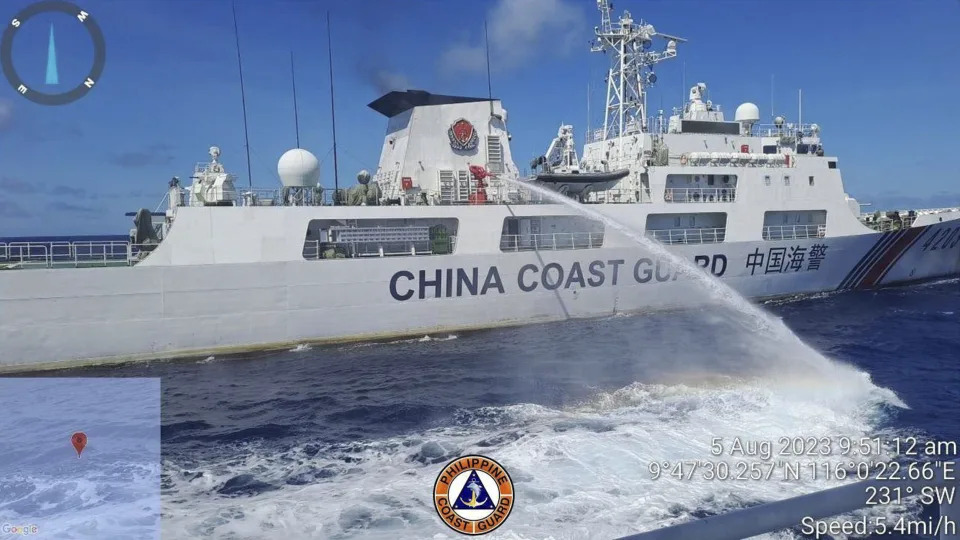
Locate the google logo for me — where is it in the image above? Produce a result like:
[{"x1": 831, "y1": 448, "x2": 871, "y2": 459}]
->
[{"x1": 1, "y1": 523, "x2": 39, "y2": 535}]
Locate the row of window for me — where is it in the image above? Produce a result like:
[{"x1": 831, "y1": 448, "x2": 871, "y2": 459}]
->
[
  {"x1": 761, "y1": 174, "x2": 819, "y2": 187},
  {"x1": 300, "y1": 212, "x2": 828, "y2": 259}
]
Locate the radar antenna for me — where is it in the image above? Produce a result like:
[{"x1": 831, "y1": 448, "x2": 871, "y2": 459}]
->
[{"x1": 591, "y1": 0, "x2": 684, "y2": 140}]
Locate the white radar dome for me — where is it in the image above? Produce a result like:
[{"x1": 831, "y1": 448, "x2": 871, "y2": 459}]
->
[
  {"x1": 734, "y1": 102, "x2": 760, "y2": 123},
  {"x1": 278, "y1": 148, "x2": 320, "y2": 187}
]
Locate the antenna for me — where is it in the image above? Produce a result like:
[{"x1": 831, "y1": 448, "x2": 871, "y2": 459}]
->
[
  {"x1": 326, "y1": 11, "x2": 340, "y2": 204},
  {"x1": 586, "y1": 81, "x2": 590, "y2": 147},
  {"x1": 231, "y1": 0, "x2": 253, "y2": 187},
  {"x1": 798, "y1": 88, "x2": 802, "y2": 129},
  {"x1": 590, "y1": 1, "x2": 683, "y2": 139},
  {"x1": 770, "y1": 74, "x2": 775, "y2": 121},
  {"x1": 290, "y1": 51, "x2": 300, "y2": 149},
  {"x1": 484, "y1": 20, "x2": 493, "y2": 116},
  {"x1": 681, "y1": 60, "x2": 685, "y2": 109}
]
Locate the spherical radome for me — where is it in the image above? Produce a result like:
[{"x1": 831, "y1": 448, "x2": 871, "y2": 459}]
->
[
  {"x1": 278, "y1": 148, "x2": 321, "y2": 187},
  {"x1": 735, "y1": 102, "x2": 760, "y2": 123}
]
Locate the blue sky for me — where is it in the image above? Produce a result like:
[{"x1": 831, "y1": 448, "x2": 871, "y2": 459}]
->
[{"x1": 0, "y1": 0, "x2": 958, "y2": 236}]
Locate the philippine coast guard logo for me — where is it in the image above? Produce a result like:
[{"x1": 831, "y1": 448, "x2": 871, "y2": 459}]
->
[
  {"x1": 448, "y1": 118, "x2": 479, "y2": 151},
  {"x1": 434, "y1": 454, "x2": 514, "y2": 535}
]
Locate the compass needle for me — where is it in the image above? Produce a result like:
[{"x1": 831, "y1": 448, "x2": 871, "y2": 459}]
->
[{"x1": 45, "y1": 23, "x2": 58, "y2": 85}]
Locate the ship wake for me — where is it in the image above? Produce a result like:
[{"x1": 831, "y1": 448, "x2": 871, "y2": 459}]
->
[{"x1": 160, "y1": 306, "x2": 912, "y2": 539}]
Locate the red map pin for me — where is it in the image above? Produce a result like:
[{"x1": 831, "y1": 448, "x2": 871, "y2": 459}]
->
[{"x1": 71, "y1": 432, "x2": 87, "y2": 458}]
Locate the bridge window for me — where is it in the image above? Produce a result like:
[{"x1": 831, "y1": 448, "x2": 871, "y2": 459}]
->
[
  {"x1": 500, "y1": 215, "x2": 604, "y2": 251},
  {"x1": 809, "y1": 176, "x2": 815, "y2": 186},
  {"x1": 302, "y1": 218, "x2": 458, "y2": 259}
]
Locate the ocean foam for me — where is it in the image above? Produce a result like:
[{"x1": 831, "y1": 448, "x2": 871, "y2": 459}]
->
[{"x1": 161, "y1": 366, "x2": 909, "y2": 539}]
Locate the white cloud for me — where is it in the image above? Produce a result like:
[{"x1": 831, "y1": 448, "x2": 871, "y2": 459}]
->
[{"x1": 440, "y1": 0, "x2": 584, "y2": 75}]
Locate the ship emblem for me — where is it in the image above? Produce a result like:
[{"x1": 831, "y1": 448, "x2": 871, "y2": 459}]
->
[
  {"x1": 434, "y1": 454, "x2": 514, "y2": 535},
  {"x1": 448, "y1": 118, "x2": 479, "y2": 151}
]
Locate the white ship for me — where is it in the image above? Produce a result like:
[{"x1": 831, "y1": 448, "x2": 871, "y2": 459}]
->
[{"x1": 2, "y1": 1, "x2": 958, "y2": 372}]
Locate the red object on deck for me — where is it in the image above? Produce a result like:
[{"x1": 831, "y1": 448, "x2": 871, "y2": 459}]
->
[
  {"x1": 401, "y1": 177, "x2": 413, "y2": 190},
  {"x1": 469, "y1": 165, "x2": 489, "y2": 180},
  {"x1": 740, "y1": 144, "x2": 749, "y2": 153},
  {"x1": 468, "y1": 191, "x2": 488, "y2": 204},
  {"x1": 785, "y1": 155, "x2": 791, "y2": 167},
  {"x1": 468, "y1": 175, "x2": 488, "y2": 204},
  {"x1": 468, "y1": 165, "x2": 489, "y2": 204}
]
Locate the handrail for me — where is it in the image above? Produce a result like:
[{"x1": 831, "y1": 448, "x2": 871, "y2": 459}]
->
[
  {"x1": 302, "y1": 236, "x2": 457, "y2": 259},
  {"x1": 0, "y1": 241, "x2": 156, "y2": 268},
  {"x1": 762, "y1": 224, "x2": 826, "y2": 240},
  {"x1": 664, "y1": 187, "x2": 736, "y2": 203},
  {"x1": 499, "y1": 232, "x2": 605, "y2": 252},
  {"x1": 862, "y1": 215, "x2": 918, "y2": 232},
  {"x1": 172, "y1": 186, "x2": 333, "y2": 207},
  {"x1": 646, "y1": 227, "x2": 726, "y2": 245},
  {"x1": 618, "y1": 461, "x2": 959, "y2": 540},
  {"x1": 584, "y1": 189, "x2": 653, "y2": 204},
  {"x1": 751, "y1": 122, "x2": 821, "y2": 138}
]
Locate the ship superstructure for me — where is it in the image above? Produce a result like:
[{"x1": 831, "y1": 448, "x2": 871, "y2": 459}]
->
[{"x1": 1, "y1": 2, "x2": 958, "y2": 372}]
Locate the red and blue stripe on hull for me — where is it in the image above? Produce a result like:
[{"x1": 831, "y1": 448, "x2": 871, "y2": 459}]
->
[{"x1": 837, "y1": 226, "x2": 930, "y2": 290}]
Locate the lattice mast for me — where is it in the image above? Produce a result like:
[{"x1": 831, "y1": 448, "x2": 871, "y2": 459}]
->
[{"x1": 591, "y1": 0, "x2": 684, "y2": 140}]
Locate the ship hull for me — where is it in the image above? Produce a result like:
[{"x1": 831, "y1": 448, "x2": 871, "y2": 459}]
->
[{"x1": 2, "y1": 219, "x2": 958, "y2": 373}]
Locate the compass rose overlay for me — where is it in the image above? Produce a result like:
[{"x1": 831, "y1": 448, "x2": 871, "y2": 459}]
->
[{"x1": 1, "y1": 0, "x2": 106, "y2": 106}]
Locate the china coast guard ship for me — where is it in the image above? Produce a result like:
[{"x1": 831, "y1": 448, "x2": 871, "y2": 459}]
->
[{"x1": 2, "y1": 0, "x2": 958, "y2": 372}]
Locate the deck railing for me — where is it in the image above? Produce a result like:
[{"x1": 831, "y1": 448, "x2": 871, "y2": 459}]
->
[
  {"x1": 645, "y1": 227, "x2": 726, "y2": 245},
  {"x1": 302, "y1": 236, "x2": 457, "y2": 259},
  {"x1": 862, "y1": 215, "x2": 918, "y2": 232},
  {"x1": 664, "y1": 187, "x2": 736, "y2": 203},
  {"x1": 499, "y1": 232, "x2": 605, "y2": 252},
  {"x1": 762, "y1": 224, "x2": 826, "y2": 240},
  {"x1": 583, "y1": 189, "x2": 653, "y2": 204},
  {"x1": 0, "y1": 241, "x2": 155, "y2": 268}
]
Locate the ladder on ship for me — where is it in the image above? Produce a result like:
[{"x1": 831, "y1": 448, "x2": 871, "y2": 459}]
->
[
  {"x1": 486, "y1": 135, "x2": 503, "y2": 174},
  {"x1": 439, "y1": 170, "x2": 477, "y2": 204}
]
